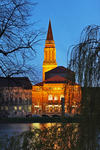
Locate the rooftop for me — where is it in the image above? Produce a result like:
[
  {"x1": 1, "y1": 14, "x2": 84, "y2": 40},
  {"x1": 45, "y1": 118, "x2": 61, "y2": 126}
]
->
[
  {"x1": 0, "y1": 77, "x2": 32, "y2": 89},
  {"x1": 34, "y1": 75, "x2": 73, "y2": 86},
  {"x1": 46, "y1": 20, "x2": 54, "y2": 41},
  {"x1": 45, "y1": 66, "x2": 75, "y2": 74}
]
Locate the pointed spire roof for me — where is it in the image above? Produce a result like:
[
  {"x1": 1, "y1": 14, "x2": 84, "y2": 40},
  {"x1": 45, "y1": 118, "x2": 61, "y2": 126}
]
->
[{"x1": 46, "y1": 20, "x2": 54, "y2": 40}]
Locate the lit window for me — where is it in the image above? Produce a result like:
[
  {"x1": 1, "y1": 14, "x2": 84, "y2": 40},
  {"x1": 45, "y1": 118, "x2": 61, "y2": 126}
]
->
[
  {"x1": 5, "y1": 106, "x2": 8, "y2": 110},
  {"x1": 54, "y1": 96, "x2": 58, "y2": 100},
  {"x1": 19, "y1": 106, "x2": 22, "y2": 110},
  {"x1": 54, "y1": 106, "x2": 58, "y2": 112},
  {"x1": 28, "y1": 106, "x2": 31, "y2": 112},
  {"x1": 49, "y1": 106, "x2": 53, "y2": 112},
  {"x1": 14, "y1": 106, "x2": 17, "y2": 110},
  {"x1": 60, "y1": 95, "x2": 64, "y2": 100},
  {"x1": 48, "y1": 95, "x2": 53, "y2": 100}
]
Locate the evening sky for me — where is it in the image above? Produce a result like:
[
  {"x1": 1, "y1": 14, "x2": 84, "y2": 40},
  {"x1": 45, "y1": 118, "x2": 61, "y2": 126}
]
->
[{"x1": 32, "y1": 0, "x2": 100, "y2": 81}]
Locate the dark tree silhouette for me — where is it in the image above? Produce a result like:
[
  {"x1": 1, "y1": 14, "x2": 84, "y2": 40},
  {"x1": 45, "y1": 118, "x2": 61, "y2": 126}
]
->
[
  {"x1": 67, "y1": 25, "x2": 100, "y2": 116},
  {"x1": 0, "y1": 0, "x2": 42, "y2": 82},
  {"x1": 68, "y1": 25, "x2": 100, "y2": 87}
]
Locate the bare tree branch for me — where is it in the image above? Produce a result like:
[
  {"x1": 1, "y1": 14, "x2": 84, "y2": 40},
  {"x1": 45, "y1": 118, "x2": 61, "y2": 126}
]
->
[{"x1": 0, "y1": 0, "x2": 43, "y2": 82}]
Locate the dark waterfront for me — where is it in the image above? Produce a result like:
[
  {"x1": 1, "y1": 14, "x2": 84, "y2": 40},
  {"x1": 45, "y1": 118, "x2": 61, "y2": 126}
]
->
[{"x1": 0, "y1": 121, "x2": 100, "y2": 150}]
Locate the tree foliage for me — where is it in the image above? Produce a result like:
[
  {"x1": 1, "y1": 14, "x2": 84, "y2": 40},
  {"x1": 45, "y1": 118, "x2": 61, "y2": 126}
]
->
[
  {"x1": 0, "y1": 0, "x2": 42, "y2": 81},
  {"x1": 4, "y1": 122, "x2": 100, "y2": 150},
  {"x1": 5, "y1": 124, "x2": 79, "y2": 150},
  {"x1": 68, "y1": 25, "x2": 100, "y2": 87}
]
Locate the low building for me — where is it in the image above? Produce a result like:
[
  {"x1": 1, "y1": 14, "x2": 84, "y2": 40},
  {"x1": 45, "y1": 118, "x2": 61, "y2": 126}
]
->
[
  {"x1": 32, "y1": 74, "x2": 81, "y2": 115},
  {"x1": 0, "y1": 77, "x2": 32, "y2": 117}
]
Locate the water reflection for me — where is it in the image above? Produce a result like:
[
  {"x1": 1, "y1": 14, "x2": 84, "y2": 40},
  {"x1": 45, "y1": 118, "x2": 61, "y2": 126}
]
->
[
  {"x1": 0, "y1": 121, "x2": 100, "y2": 149},
  {"x1": 30, "y1": 122, "x2": 61, "y2": 129}
]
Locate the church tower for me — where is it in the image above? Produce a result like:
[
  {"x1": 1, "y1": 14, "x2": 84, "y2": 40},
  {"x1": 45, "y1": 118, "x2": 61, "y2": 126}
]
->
[{"x1": 42, "y1": 20, "x2": 57, "y2": 81}]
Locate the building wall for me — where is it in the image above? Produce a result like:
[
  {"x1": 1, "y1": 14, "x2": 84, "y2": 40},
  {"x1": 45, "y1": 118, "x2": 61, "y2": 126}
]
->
[
  {"x1": 0, "y1": 87, "x2": 32, "y2": 117},
  {"x1": 32, "y1": 83, "x2": 81, "y2": 115}
]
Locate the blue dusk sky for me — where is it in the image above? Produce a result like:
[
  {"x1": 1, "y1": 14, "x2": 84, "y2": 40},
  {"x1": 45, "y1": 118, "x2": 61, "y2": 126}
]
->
[{"x1": 32, "y1": 0, "x2": 100, "y2": 81}]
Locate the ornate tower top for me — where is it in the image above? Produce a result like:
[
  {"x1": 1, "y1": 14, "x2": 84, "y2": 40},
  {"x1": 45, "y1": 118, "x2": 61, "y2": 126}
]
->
[
  {"x1": 42, "y1": 20, "x2": 57, "y2": 81},
  {"x1": 46, "y1": 20, "x2": 54, "y2": 41}
]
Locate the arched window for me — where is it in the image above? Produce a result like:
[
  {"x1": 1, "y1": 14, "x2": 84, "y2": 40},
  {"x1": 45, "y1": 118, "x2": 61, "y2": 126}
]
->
[
  {"x1": 54, "y1": 96, "x2": 58, "y2": 100},
  {"x1": 50, "y1": 106, "x2": 53, "y2": 112},
  {"x1": 60, "y1": 95, "x2": 64, "y2": 100},
  {"x1": 48, "y1": 95, "x2": 53, "y2": 100}
]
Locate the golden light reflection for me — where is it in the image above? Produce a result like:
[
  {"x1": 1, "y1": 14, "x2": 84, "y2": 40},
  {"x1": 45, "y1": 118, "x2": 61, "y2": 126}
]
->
[
  {"x1": 30, "y1": 123, "x2": 62, "y2": 130},
  {"x1": 31, "y1": 123, "x2": 40, "y2": 130}
]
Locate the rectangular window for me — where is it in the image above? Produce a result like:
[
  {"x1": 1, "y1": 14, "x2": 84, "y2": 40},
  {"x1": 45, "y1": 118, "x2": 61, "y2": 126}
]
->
[
  {"x1": 28, "y1": 106, "x2": 31, "y2": 112},
  {"x1": 5, "y1": 106, "x2": 8, "y2": 110},
  {"x1": 48, "y1": 95, "x2": 53, "y2": 100},
  {"x1": 14, "y1": 106, "x2": 17, "y2": 111},
  {"x1": 19, "y1": 106, "x2": 22, "y2": 110},
  {"x1": 54, "y1": 96, "x2": 58, "y2": 100}
]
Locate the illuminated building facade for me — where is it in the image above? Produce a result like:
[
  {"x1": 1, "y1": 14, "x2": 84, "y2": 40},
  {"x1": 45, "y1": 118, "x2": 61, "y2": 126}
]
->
[
  {"x1": 32, "y1": 20, "x2": 81, "y2": 115},
  {"x1": 43, "y1": 21, "x2": 57, "y2": 81},
  {"x1": 0, "y1": 77, "x2": 32, "y2": 117}
]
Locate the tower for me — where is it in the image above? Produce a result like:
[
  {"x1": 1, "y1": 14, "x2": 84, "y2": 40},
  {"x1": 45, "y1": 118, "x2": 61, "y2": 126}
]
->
[{"x1": 42, "y1": 20, "x2": 57, "y2": 81}]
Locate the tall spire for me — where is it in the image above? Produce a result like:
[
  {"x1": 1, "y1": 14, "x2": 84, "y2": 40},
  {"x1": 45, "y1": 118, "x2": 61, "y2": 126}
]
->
[
  {"x1": 46, "y1": 20, "x2": 54, "y2": 40},
  {"x1": 43, "y1": 20, "x2": 57, "y2": 81}
]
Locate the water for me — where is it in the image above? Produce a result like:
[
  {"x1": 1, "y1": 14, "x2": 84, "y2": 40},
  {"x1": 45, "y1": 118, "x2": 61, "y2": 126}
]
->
[{"x1": 0, "y1": 122, "x2": 100, "y2": 149}]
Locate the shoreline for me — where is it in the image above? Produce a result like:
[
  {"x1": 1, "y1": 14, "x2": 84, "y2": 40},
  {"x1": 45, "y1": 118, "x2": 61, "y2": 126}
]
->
[{"x1": 0, "y1": 116, "x2": 81, "y2": 124}]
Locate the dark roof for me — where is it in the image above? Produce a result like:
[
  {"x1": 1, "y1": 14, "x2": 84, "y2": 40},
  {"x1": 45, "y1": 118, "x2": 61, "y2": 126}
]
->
[
  {"x1": 45, "y1": 75, "x2": 72, "y2": 84},
  {"x1": 46, "y1": 20, "x2": 54, "y2": 41},
  {"x1": 35, "y1": 81, "x2": 44, "y2": 86},
  {"x1": 46, "y1": 66, "x2": 75, "y2": 74},
  {"x1": 45, "y1": 75, "x2": 66, "y2": 83},
  {"x1": 34, "y1": 75, "x2": 73, "y2": 85},
  {"x1": 0, "y1": 77, "x2": 32, "y2": 89}
]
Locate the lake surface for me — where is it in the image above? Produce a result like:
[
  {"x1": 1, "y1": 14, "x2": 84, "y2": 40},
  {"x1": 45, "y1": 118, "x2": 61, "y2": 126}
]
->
[{"x1": 0, "y1": 122, "x2": 100, "y2": 149}]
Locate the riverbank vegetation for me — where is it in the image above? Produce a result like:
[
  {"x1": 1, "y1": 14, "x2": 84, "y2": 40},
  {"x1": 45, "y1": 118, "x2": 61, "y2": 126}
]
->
[
  {"x1": 0, "y1": 115, "x2": 81, "y2": 123},
  {"x1": 2, "y1": 121, "x2": 100, "y2": 150}
]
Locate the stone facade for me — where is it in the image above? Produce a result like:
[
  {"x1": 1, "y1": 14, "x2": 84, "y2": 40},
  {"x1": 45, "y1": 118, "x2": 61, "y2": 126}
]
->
[
  {"x1": 0, "y1": 77, "x2": 32, "y2": 117},
  {"x1": 32, "y1": 82, "x2": 81, "y2": 115}
]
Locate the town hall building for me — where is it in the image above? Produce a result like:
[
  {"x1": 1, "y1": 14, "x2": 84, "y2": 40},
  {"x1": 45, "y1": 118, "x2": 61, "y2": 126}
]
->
[{"x1": 32, "y1": 20, "x2": 81, "y2": 115}]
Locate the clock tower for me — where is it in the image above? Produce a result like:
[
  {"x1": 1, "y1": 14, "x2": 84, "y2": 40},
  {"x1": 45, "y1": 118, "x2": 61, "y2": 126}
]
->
[{"x1": 42, "y1": 20, "x2": 57, "y2": 81}]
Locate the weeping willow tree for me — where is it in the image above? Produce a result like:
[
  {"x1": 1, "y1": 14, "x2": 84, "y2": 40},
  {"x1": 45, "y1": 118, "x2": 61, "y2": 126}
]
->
[{"x1": 68, "y1": 25, "x2": 100, "y2": 116}]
